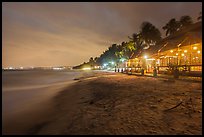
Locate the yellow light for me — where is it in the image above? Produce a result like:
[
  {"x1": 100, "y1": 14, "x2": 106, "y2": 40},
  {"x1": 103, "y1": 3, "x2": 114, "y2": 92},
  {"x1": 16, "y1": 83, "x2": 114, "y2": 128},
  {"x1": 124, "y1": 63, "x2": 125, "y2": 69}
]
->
[
  {"x1": 170, "y1": 50, "x2": 173, "y2": 53},
  {"x1": 197, "y1": 51, "x2": 200, "y2": 54},
  {"x1": 184, "y1": 50, "x2": 187, "y2": 53},
  {"x1": 146, "y1": 58, "x2": 155, "y2": 60},
  {"x1": 181, "y1": 53, "x2": 184, "y2": 56},
  {"x1": 193, "y1": 43, "x2": 199, "y2": 46},
  {"x1": 193, "y1": 47, "x2": 197, "y2": 50},
  {"x1": 144, "y1": 55, "x2": 148, "y2": 59},
  {"x1": 176, "y1": 53, "x2": 178, "y2": 56},
  {"x1": 82, "y1": 67, "x2": 91, "y2": 70}
]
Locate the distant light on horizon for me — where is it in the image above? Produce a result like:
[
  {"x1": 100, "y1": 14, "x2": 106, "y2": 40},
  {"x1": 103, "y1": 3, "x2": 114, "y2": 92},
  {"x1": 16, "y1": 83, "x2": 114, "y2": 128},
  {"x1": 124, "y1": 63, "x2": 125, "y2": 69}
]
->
[
  {"x1": 82, "y1": 67, "x2": 91, "y2": 70},
  {"x1": 9, "y1": 67, "x2": 13, "y2": 70},
  {"x1": 53, "y1": 67, "x2": 63, "y2": 70},
  {"x1": 94, "y1": 66, "x2": 100, "y2": 69}
]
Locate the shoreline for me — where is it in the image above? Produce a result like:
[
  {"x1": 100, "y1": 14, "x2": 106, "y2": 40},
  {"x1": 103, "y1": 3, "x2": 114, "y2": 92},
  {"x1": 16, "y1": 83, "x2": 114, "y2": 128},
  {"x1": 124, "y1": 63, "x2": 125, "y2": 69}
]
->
[
  {"x1": 32, "y1": 72, "x2": 202, "y2": 135},
  {"x1": 2, "y1": 81, "x2": 78, "y2": 135},
  {"x1": 2, "y1": 70, "x2": 118, "y2": 135}
]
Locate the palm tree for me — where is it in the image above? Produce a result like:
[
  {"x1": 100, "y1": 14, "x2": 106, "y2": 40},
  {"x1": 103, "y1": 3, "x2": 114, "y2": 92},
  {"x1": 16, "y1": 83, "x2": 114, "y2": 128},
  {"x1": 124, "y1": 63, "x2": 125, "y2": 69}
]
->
[
  {"x1": 121, "y1": 41, "x2": 136, "y2": 59},
  {"x1": 180, "y1": 15, "x2": 193, "y2": 28},
  {"x1": 115, "y1": 41, "x2": 136, "y2": 60},
  {"x1": 140, "y1": 22, "x2": 161, "y2": 47},
  {"x1": 89, "y1": 57, "x2": 95, "y2": 68},
  {"x1": 116, "y1": 42, "x2": 128, "y2": 59},
  {"x1": 128, "y1": 33, "x2": 143, "y2": 49},
  {"x1": 197, "y1": 12, "x2": 202, "y2": 21},
  {"x1": 162, "y1": 18, "x2": 181, "y2": 36}
]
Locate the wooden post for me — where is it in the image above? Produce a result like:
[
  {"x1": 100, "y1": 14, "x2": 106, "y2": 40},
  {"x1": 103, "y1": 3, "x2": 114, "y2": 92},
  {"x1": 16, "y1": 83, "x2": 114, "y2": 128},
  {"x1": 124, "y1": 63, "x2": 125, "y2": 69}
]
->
[
  {"x1": 153, "y1": 67, "x2": 157, "y2": 77},
  {"x1": 174, "y1": 67, "x2": 179, "y2": 79},
  {"x1": 141, "y1": 68, "x2": 144, "y2": 76}
]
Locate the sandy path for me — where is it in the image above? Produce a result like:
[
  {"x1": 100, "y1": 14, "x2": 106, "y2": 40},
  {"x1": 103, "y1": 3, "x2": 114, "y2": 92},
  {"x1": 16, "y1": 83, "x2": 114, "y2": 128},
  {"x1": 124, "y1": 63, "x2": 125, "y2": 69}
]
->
[{"x1": 33, "y1": 73, "x2": 202, "y2": 135}]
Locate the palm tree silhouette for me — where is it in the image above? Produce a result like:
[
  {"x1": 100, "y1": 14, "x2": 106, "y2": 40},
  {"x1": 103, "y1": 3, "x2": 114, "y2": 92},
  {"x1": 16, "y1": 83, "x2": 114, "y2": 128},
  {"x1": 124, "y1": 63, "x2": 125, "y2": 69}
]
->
[
  {"x1": 162, "y1": 18, "x2": 181, "y2": 36},
  {"x1": 197, "y1": 12, "x2": 202, "y2": 21},
  {"x1": 180, "y1": 15, "x2": 193, "y2": 28},
  {"x1": 140, "y1": 22, "x2": 161, "y2": 47}
]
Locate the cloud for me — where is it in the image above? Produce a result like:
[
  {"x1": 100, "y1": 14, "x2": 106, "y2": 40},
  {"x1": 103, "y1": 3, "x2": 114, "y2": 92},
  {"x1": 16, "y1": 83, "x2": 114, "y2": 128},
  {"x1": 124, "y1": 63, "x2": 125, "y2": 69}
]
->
[{"x1": 2, "y1": 2, "x2": 202, "y2": 67}]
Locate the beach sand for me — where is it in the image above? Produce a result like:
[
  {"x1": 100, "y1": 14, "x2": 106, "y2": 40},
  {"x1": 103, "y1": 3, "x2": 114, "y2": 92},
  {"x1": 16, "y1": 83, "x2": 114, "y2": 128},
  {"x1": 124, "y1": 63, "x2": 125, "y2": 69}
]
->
[{"x1": 29, "y1": 71, "x2": 202, "y2": 135}]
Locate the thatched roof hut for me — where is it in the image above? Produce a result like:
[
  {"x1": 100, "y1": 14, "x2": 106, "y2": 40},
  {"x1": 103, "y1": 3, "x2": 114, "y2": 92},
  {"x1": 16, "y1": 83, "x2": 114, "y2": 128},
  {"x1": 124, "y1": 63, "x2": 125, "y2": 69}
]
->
[{"x1": 131, "y1": 21, "x2": 202, "y2": 59}]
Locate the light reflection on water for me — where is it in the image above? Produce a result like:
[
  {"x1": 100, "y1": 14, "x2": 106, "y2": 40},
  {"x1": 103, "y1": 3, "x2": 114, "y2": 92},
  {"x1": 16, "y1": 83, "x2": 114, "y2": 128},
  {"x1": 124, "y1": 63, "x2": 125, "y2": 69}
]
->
[{"x1": 2, "y1": 70, "x2": 82, "y2": 90}]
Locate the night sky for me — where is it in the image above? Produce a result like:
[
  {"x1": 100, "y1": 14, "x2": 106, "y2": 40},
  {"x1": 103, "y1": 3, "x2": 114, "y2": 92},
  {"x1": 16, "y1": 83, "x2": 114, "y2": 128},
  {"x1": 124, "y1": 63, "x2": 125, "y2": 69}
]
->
[{"x1": 2, "y1": 2, "x2": 202, "y2": 67}]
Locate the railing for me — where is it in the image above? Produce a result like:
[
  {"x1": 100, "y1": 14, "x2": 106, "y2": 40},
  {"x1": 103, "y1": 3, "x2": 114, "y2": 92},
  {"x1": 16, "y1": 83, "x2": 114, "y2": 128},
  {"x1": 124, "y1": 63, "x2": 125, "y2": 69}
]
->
[
  {"x1": 117, "y1": 64, "x2": 202, "y2": 78},
  {"x1": 158, "y1": 65, "x2": 202, "y2": 77}
]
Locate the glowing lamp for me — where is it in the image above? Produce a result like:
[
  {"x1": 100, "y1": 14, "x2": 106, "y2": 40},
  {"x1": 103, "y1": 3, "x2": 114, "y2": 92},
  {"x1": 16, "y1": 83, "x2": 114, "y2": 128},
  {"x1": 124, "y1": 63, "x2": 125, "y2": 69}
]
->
[
  {"x1": 121, "y1": 58, "x2": 125, "y2": 62},
  {"x1": 197, "y1": 51, "x2": 200, "y2": 54},
  {"x1": 193, "y1": 47, "x2": 197, "y2": 50},
  {"x1": 184, "y1": 50, "x2": 187, "y2": 53},
  {"x1": 103, "y1": 63, "x2": 107, "y2": 67}
]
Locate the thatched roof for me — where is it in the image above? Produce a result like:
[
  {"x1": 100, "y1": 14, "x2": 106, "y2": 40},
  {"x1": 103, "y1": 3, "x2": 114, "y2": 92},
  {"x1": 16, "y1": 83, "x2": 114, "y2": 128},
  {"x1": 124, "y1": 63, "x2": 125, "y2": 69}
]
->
[
  {"x1": 158, "y1": 21, "x2": 202, "y2": 52},
  {"x1": 131, "y1": 21, "x2": 202, "y2": 59}
]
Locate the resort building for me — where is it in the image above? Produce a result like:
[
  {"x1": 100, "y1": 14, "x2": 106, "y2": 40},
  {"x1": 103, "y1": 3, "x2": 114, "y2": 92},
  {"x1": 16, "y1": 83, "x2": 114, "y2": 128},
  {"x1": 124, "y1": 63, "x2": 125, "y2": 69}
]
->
[{"x1": 124, "y1": 21, "x2": 202, "y2": 77}]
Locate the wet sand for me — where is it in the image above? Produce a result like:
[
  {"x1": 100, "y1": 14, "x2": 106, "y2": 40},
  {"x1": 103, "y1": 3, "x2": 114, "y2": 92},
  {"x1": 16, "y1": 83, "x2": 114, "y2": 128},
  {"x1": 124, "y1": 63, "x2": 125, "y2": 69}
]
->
[{"x1": 29, "y1": 72, "x2": 202, "y2": 135}]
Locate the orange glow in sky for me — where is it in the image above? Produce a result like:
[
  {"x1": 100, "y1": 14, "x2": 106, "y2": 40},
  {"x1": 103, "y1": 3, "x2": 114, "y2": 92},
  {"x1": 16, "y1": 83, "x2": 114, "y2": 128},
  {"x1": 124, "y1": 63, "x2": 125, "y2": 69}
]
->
[{"x1": 2, "y1": 2, "x2": 202, "y2": 67}]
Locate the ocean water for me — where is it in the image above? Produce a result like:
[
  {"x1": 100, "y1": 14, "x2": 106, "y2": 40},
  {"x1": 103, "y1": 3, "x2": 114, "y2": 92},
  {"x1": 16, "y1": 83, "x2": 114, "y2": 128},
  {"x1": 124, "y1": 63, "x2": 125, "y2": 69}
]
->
[
  {"x1": 2, "y1": 69, "x2": 116, "y2": 134},
  {"x1": 2, "y1": 70, "x2": 83, "y2": 91},
  {"x1": 2, "y1": 69, "x2": 92, "y2": 134}
]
